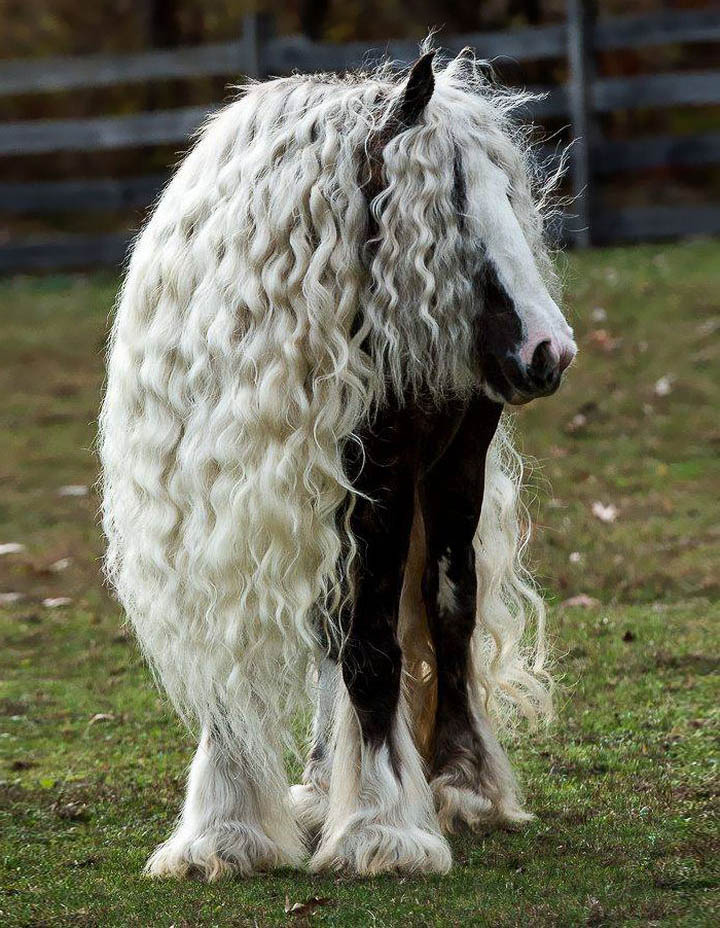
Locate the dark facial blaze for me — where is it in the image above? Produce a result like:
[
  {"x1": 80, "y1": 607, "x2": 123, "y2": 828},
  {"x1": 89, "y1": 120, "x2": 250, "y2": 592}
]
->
[{"x1": 472, "y1": 261, "x2": 528, "y2": 403}]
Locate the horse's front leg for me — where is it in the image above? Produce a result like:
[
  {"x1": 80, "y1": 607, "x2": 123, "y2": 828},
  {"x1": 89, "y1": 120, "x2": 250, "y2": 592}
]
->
[
  {"x1": 310, "y1": 411, "x2": 451, "y2": 875},
  {"x1": 420, "y1": 395, "x2": 531, "y2": 830}
]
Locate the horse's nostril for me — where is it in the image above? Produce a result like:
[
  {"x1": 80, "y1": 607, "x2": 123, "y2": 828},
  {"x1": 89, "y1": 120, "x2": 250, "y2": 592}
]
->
[
  {"x1": 530, "y1": 340, "x2": 554, "y2": 379},
  {"x1": 513, "y1": 336, "x2": 574, "y2": 399}
]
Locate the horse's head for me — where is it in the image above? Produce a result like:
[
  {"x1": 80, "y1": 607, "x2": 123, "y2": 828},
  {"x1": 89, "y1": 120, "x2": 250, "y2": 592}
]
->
[
  {"x1": 466, "y1": 148, "x2": 577, "y2": 406},
  {"x1": 373, "y1": 51, "x2": 577, "y2": 406}
]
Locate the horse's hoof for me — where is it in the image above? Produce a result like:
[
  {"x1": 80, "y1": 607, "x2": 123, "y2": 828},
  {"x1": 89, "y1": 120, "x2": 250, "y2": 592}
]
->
[
  {"x1": 309, "y1": 821, "x2": 451, "y2": 875},
  {"x1": 431, "y1": 774, "x2": 534, "y2": 833},
  {"x1": 145, "y1": 822, "x2": 302, "y2": 880}
]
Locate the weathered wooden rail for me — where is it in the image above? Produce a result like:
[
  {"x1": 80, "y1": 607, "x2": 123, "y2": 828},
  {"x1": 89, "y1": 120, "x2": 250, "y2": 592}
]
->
[{"x1": 1, "y1": 5, "x2": 718, "y2": 272}]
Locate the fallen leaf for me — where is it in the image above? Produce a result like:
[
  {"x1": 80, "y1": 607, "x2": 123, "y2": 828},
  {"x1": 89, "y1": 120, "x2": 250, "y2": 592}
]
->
[
  {"x1": 285, "y1": 896, "x2": 334, "y2": 917},
  {"x1": 654, "y1": 375, "x2": 674, "y2": 397},
  {"x1": 560, "y1": 594, "x2": 600, "y2": 608},
  {"x1": 586, "y1": 896, "x2": 606, "y2": 925},
  {"x1": 49, "y1": 557, "x2": 72, "y2": 572},
  {"x1": 42, "y1": 597, "x2": 73, "y2": 608},
  {"x1": 591, "y1": 501, "x2": 618, "y2": 523},
  {"x1": 88, "y1": 713, "x2": 115, "y2": 725},
  {"x1": 0, "y1": 543, "x2": 25, "y2": 556},
  {"x1": 68, "y1": 856, "x2": 99, "y2": 869},
  {"x1": 565, "y1": 401, "x2": 601, "y2": 435},
  {"x1": 565, "y1": 412, "x2": 587, "y2": 434},
  {"x1": 54, "y1": 801, "x2": 89, "y2": 821},
  {"x1": 587, "y1": 328, "x2": 621, "y2": 353},
  {"x1": 696, "y1": 317, "x2": 720, "y2": 337},
  {"x1": 57, "y1": 485, "x2": 88, "y2": 497},
  {"x1": 547, "y1": 498, "x2": 567, "y2": 509}
]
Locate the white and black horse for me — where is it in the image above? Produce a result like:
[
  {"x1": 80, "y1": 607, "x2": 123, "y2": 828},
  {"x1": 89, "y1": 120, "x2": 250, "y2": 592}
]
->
[{"x1": 100, "y1": 50, "x2": 576, "y2": 878}]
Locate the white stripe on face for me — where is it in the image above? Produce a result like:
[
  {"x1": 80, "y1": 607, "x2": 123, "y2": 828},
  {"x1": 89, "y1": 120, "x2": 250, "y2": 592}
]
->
[{"x1": 465, "y1": 149, "x2": 576, "y2": 400}]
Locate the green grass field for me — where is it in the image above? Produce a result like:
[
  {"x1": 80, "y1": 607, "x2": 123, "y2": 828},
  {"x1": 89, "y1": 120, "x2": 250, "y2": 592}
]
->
[{"x1": 1, "y1": 241, "x2": 718, "y2": 927}]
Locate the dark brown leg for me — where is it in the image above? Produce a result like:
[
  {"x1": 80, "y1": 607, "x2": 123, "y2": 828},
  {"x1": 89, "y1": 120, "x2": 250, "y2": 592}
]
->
[
  {"x1": 420, "y1": 395, "x2": 530, "y2": 829},
  {"x1": 292, "y1": 408, "x2": 416, "y2": 842},
  {"x1": 341, "y1": 405, "x2": 417, "y2": 752},
  {"x1": 309, "y1": 403, "x2": 451, "y2": 874}
]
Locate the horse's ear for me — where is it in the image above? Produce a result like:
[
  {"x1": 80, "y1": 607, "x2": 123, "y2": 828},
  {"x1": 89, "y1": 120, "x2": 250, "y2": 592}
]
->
[
  {"x1": 392, "y1": 51, "x2": 436, "y2": 131},
  {"x1": 365, "y1": 51, "x2": 436, "y2": 200}
]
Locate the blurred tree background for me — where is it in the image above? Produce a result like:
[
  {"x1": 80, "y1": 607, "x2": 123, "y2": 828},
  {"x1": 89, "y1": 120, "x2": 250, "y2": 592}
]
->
[
  {"x1": 0, "y1": 0, "x2": 717, "y2": 243},
  {"x1": 2, "y1": 1, "x2": 716, "y2": 54}
]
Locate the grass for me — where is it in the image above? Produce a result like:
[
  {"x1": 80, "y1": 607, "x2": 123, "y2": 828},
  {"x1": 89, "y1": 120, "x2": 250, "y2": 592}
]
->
[{"x1": 1, "y1": 241, "x2": 718, "y2": 927}]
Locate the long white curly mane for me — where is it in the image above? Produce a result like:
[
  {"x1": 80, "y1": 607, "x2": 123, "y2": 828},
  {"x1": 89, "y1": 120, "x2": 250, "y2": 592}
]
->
[{"x1": 99, "y1": 50, "x2": 555, "y2": 787}]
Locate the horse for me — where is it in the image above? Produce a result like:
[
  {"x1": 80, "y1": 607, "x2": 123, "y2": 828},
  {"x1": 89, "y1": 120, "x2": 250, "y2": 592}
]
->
[{"x1": 99, "y1": 47, "x2": 576, "y2": 879}]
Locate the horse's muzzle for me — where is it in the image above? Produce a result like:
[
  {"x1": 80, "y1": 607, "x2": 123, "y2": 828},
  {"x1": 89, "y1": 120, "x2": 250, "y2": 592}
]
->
[{"x1": 493, "y1": 337, "x2": 577, "y2": 405}]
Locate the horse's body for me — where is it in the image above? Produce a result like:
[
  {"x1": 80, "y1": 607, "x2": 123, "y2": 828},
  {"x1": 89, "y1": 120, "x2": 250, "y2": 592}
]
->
[{"x1": 100, "y1": 50, "x2": 576, "y2": 877}]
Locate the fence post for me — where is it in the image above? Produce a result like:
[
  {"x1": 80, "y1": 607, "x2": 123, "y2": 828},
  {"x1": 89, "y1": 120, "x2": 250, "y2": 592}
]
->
[
  {"x1": 242, "y1": 12, "x2": 274, "y2": 80},
  {"x1": 566, "y1": 0, "x2": 596, "y2": 247}
]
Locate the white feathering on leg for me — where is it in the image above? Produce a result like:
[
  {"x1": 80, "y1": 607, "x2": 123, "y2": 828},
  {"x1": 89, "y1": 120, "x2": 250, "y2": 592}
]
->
[
  {"x1": 146, "y1": 729, "x2": 305, "y2": 880},
  {"x1": 290, "y1": 657, "x2": 338, "y2": 835},
  {"x1": 311, "y1": 685, "x2": 451, "y2": 875},
  {"x1": 431, "y1": 675, "x2": 533, "y2": 833}
]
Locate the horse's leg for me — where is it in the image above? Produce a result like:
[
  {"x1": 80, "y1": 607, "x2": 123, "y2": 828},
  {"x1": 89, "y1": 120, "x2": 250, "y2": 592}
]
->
[
  {"x1": 310, "y1": 409, "x2": 451, "y2": 875},
  {"x1": 420, "y1": 395, "x2": 531, "y2": 830},
  {"x1": 290, "y1": 654, "x2": 338, "y2": 836},
  {"x1": 146, "y1": 726, "x2": 304, "y2": 879}
]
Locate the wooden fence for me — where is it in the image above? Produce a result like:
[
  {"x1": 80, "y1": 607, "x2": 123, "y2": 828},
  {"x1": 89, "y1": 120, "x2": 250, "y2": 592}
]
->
[{"x1": 1, "y1": 5, "x2": 719, "y2": 271}]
